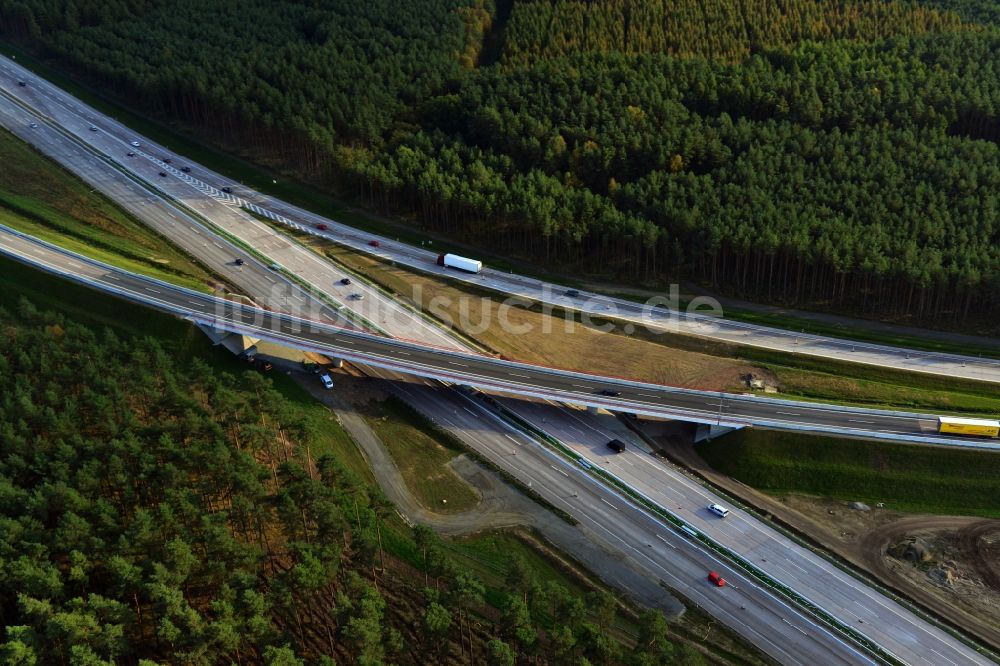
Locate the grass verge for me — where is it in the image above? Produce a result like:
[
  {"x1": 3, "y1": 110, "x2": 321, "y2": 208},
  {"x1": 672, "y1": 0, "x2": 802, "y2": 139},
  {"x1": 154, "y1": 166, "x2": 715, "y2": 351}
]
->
[
  {"x1": 0, "y1": 128, "x2": 218, "y2": 291},
  {"x1": 364, "y1": 396, "x2": 480, "y2": 513},
  {"x1": 696, "y1": 429, "x2": 1000, "y2": 518}
]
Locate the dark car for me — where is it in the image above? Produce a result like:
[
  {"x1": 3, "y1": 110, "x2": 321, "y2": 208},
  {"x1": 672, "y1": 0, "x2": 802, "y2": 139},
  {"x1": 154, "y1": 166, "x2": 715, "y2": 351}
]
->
[
  {"x1": 599, "y1": 389, "x2": 621, "y2": 397},
  {"x1": 368, "y1": 239, "x2": 380, "y2": 247},
  {"x1": 316, "y1": 223, "x2": 328, "y2": 231},
  {"x1": 221, "y1": 186, "x2": 233, "y2": 194},
  {"x1": 234, "y1": 258, "x2": 245, "y2": 266},
  {"x1": 340, "y1": 278, "x2": 351, "y2": 285},
  {"x1": 163, "y1": 158, "x2": 172, "y2": 164},
  {"x1": 607, "y1": 439, "x2": 626, "y2": 453},
  {"x1": 158, "y1": 171, "x2": 167, "y2": 177},
  {"x1": 17, "y1": 81, "x2": 26, "y2": 87},
  {"x1": 126, "y1": 152, "x2": 135, "y2": 157},
  {"x1": 180, "y1": 166, "x2": 191, "y2": 173},
  {"x1": 565, "y1": 289, "x2": 580, "y2": 297}
]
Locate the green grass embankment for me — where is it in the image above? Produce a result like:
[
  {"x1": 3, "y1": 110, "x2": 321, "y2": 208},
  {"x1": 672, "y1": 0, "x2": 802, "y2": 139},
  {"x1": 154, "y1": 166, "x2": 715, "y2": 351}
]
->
[
  {"x1": 696, "y1": 429, "x2": 1000, "y2": 517},
  {"x1": 0, "y1": 128, "x2": 217, "y2": 291}
]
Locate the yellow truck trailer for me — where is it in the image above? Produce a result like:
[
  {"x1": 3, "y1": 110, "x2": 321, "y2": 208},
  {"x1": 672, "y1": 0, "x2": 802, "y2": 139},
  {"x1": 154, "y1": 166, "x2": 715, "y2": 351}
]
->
[{"x1": 937, "y1": 416, "x2": 1000, "y2": 438}]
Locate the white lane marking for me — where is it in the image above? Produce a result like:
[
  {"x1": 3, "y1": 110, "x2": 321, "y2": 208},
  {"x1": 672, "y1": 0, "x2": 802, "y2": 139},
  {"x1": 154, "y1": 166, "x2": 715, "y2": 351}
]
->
[
  {"x1": 186, "y1": 300, "x2": 203, "y2": 307},
  {"x1": 396, "y1": 351, "x2": 410, "y2": 356},
  {"x1": 776, "y1": 411, "x2": 800, "y2": 416},
  {"x1": 637, "y1": 392, "x2": 659, "y2": 398},
  {"x1": 849, "y1": 419, "x2": 876, "y2": 424},
  {"x1": 511, "y1": 373, "x2": 531, "y2": 378},
  {"x1": 655, "y1": 534, "x2": 677, "y2": 549},
  {"x1": 191, "y1": 228, "x2": 199, "y2": 234},
  {"x1": 600, "y1": 498, "x2": 619, "y2": 510},
  {"x1": 462, "y1": 407, "x2": 477, "y2": 417},
  {"x1": 504, "y1": 434, "x2": 520, "y2": 445},
  {"x1": 449, "y1": 361, "x2": 468, "y2": 367},
  {"x1": 550, "y1": 465, "x2": 569, "y2": 478},
  {"x1": 144, "y1": 287, "x2": 160, "y2": 294},
  {"x1": 212, "y1": 241, "x2": 222, "y2": 249},
  {"x1": 572, "y1": 384, "x2": 592, "y2": 389},
  {"x1": 930, "y1": 648, "x2": 960, "y2": 666}
]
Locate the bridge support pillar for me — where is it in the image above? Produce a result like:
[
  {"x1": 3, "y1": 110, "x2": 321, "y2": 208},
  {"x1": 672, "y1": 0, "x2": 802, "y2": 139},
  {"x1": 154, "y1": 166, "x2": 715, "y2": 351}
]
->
[{"x1": 693, "y1": 423, "x2": 744, "y2": 443}]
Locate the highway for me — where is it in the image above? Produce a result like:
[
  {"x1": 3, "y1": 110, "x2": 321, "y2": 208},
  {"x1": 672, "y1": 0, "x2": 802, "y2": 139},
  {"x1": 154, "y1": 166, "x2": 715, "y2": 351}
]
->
[
  {"x1": 3, "y1": 223, "x2": 998, "y2": 454},
  {"x1": 0, "y1": 225, "x2": 882, "y2": 666},
  {"x1": 2, "y1": 55, "x2": 996, "y2": 385},
  {"x1": 4, "y1": 226, "x2": 1000, "y2": 664},
  {"x1": 1, "y1": 59, "x2": 998, "y2": 664}
]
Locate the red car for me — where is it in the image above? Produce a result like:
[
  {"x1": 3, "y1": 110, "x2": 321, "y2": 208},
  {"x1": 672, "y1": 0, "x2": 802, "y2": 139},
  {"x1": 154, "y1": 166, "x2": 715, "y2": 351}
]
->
[
  {"x1": 368, "y1": 239, "x2": 380, "y2": 247},
  {"x1": 708, "y1": 571, "x2": 726, "y2": 587},
  {"x1": 316, "y1": 223, "x2": 328, "y2": 231}
]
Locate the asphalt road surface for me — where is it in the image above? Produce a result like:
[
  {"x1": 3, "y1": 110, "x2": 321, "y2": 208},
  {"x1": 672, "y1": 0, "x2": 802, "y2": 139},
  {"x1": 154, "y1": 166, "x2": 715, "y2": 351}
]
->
[{"x1": 3, "y1": 55, "x2": 996, "y2": 385}]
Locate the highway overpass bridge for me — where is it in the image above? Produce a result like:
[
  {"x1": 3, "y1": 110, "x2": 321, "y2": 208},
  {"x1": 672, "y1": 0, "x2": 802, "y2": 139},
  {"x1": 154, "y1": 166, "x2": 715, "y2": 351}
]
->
[{"x1": 3, "y1": 224, "x2": 998, "y2": 452}]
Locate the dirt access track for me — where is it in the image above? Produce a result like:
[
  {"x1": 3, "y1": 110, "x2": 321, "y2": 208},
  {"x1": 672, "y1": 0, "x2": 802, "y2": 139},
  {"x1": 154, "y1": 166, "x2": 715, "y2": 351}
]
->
[{"x1": 647, "y1": 423, "x2": 1000, "y2": 652}]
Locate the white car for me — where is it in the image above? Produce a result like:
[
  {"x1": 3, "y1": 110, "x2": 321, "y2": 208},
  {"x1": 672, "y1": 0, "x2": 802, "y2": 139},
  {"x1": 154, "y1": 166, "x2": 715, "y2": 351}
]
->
[
  {"x1": 28, "y1": 122, "x2": 37, "y2": 128},
  {"x1": 708, "y1": 503, "x2": 730, "y2": 518},
  {"x1": 320, "y1": 373, "x2": 334, "y2": 389},
  {"x1": 130, "y1": 141, "x2": 140, "y2": 147}
]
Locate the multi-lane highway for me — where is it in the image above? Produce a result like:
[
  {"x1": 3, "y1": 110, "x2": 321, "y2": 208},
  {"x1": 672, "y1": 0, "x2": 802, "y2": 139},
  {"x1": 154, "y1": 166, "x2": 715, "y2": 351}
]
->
[
  {"x1": 4, "y1": 230, "x2": 996, "y2": 664},
  {"x1": 4, "y1": 223, "x2": 996, "y2": 452},
  {"x1": 2, "y1": 58, "x2": 999, "y2": 664},
  {"x1": 3, "y1": 54, "x2": 996, "y2": 385}
]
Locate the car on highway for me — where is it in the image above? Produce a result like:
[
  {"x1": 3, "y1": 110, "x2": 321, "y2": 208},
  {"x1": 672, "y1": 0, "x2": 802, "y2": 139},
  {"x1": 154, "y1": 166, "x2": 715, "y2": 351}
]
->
[
  {"x1": 350, "y1": 293, "x2": 365, "y2": 300},
  {"x1": 708, "y1": 503, "x2": 730, "y2": 518},
  {"x1": 221, "y1": 186, "x2": 233, "y2": 194},
  {"x1": 368, "y1": 240, "x2": 380, "y2": 247},
  {"x1": 320, "y1": 373, "x2": 334, "y2": 389},
  {"x1": 89, "y1": 126, "x2": 98, "y2": 132},
  {"x1": 268, "y1": 263, "x2": 281, "y2": 271},
  {"x1": 234, "y1": 258, "x2": 245, "y2": 266},
  {"x1": 28, "y1": 122, "x2": 37, "y2": 128},
  {"x1": 316, "y1": 223, "x2": 328, "y2": 231},
  {"x1": 598, "y1": 389, "x2": 622, "y2": 397},
  {"x1": 130, "y1": 141, "x2": 140, "y2": 147},
  {"x1": 566, "y1": 289, "x2": 580, "y2": 297},
  {"x1": 607, "y1": 439, "x2": 626, "y2": 453},
  {"x1": 180, "y1": 166, "x2": 191, "y2": 173},
  {"x1": 158, "y1": 171, "x2": 167, "y2": 177},
  {"x1": 17, "y1": 80, "x2": 26, "y2": 87},
  {"x1": 126, "y1": 151, "x2": 135, "y2": 157},
  {"x1": 340, "y1": 278, "x2": 351, "y2": 285},
  {"x1": 163, "y1": 158, "x2": 172, "y2": 164},
  {"x1": 707, "y1": 571, "x2": 726, "y2": 587}
]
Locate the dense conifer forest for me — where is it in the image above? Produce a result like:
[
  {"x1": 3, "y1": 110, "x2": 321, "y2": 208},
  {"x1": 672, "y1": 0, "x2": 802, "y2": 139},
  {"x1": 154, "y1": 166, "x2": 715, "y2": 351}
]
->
[
  {"x1": 0, "y1": 297, "x2": 698, "y2": 665},
  {"x1": 1, "y1": 0, "x2": 999, "y2": 327}
]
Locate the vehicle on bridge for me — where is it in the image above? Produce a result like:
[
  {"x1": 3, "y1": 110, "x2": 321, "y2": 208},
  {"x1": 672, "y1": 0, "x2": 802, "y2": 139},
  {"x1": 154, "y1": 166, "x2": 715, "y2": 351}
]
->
[
  {"x1": 437, "y1": 253, "x2": 482, "y2": 274},
  {"x1": 937, "y1": 416, "x2": 1000, "y2": 438},
  {"x1": 708, "y1": 571, "x2": 726, "y2": 587}
]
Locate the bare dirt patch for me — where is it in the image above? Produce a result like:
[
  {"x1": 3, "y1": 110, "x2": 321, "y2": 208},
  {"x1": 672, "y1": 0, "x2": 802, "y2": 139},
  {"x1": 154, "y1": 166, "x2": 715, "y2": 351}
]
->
[{"x1": 318, "y1": 242, "x2": 763, "y2": 391}]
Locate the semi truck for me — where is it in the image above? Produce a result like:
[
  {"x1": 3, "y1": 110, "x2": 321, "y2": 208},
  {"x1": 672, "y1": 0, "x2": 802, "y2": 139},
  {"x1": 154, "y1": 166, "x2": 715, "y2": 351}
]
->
[
  {"x1": 437, "y1": 253, "x2": 482, "y2": 274},
  {"x1": 937, "y1": 416, "x2": 1000, "y2": 438}
]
